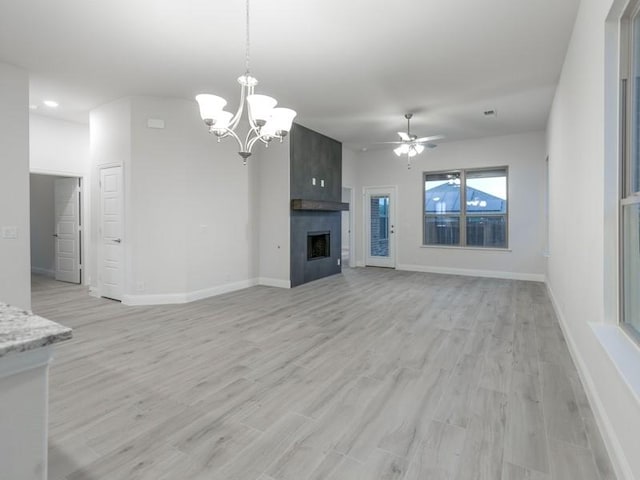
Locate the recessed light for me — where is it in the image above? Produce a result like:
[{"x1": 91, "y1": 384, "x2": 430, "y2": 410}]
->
[{"x1": 43, "y1": 100, "x2": 59, "y2": 108}]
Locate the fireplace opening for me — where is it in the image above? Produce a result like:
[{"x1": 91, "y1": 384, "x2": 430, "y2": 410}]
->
[{"x1": 307, "y1": 231, "x2": 330, "y2": 260}]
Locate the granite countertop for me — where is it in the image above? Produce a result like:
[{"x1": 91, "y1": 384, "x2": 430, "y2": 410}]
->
[{"x1": 0, "y1": 302, "x2": 72, "y2": 358}]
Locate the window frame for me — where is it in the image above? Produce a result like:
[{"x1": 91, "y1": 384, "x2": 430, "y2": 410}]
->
[
  {"x1": 422, "y1": 166, "x2": 509, "y2": 249},
  {"x1": 619, "y1": 2, "x2": 640, "y2": 343}
]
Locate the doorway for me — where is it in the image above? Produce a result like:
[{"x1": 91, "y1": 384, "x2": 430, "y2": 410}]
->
[
  {"x1": 364, "y1": 186, "x2": 397, "y2": 268},
  {"x1": 30, "y1": 173, "x2": 83, "y2": 284},
  {"x1": 341, "y1": 186, "x2": 355, "y2": 268}
]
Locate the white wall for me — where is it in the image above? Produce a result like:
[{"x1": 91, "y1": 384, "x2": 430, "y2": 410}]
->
[
  {"x1": 546, "y1": 0, "x2": 640, "y2": 477},
  {"x1": 350, "y1": 131, "x2": 546, "y2": 280},
  {"x1": 0, "y1": 62, "x2": 30, "y2": 309},
  {"x1": 29, "y1": 175, "x2": 55, "y2": 276},
  {"x1": 255, "y1": 137, "x2": 291, "y2": 286},
  {"x1": 130, "y1": 96, "x2": 254, "y2": 299},
  {"x1": 90, "y1": 96, "x2": 257, "y2": 303},
  {"x1": 342, "y1": 146, "x2": 359, "y2": 188},
  {"x1": 89, "y1": 98, "x2": 132, "y2": 293},
  {"x1": 29, "y1": 114, "x2": 89, "y2": 176}
]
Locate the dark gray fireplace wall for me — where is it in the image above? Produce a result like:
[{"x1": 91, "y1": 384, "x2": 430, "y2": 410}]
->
[
  {"x1": 291, "y1": 211, "x2": 341, "y2": 287},
  {"x1": 289, "y1": 123, "x2": 343, "y2": 287}
]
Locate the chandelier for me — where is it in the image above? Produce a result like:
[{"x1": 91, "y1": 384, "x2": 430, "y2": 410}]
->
[{"x1": 195, "y1": 0, "x2": 296, "y2": 164}]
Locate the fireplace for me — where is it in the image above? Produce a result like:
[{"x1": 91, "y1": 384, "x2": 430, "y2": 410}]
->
[{"x1": 307, "y1": 231, "x2": 330, "y2": 260}]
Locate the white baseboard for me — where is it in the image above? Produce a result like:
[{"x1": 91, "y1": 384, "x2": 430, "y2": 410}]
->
[
  {"x1": 356, "y1": 261, "x2": 365, "y2": 267},
  {"x1": 88, "y1": 287, "x2": 100, "y2": 298},
  {"x1": 122, "y1": 278, "x2": 259, "y2": 306},
  {"x1": 258, "y1": 278, "x2": 291, "y2": 289},
  {"x1": 546, "y1": 282, "x2": 634, "y2": 480},
  {"x1": 396, "y1": 263, "x2": 545, "y2": 282},
  {"x1": 31, "y1": 267, "x2": 54, "y2": 278}
]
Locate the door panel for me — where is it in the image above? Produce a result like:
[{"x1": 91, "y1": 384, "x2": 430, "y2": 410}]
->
[
  {"x1": 54, "y1": 178, "x2": 81, "y2": 283},
  {"x1": 100, "y1": 166, "x2": 123, "y2": 301},
  {"x1": 365, "y1": 187, "x2": 397, "y2": 268}
]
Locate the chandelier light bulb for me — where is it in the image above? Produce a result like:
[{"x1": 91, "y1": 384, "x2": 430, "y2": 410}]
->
[
  {"x1": 269, "y1": 108, "x2": 297, "y2": 136},
  {"x1": 211, "y1": 111, "x2": 233, "y2": 135},
  {"x1": 247, "y1": 94, "x2": 277, "y2": 126},
  {"x1": 196, "y1": 94, "x2": 227, "y2": 125}
]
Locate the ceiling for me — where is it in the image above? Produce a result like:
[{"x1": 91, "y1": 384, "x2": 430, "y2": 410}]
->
[{"x1": 0, "y1": 0, "x2": 580, "y2": 149}]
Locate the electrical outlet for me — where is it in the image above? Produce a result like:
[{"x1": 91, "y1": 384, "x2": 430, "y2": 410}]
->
[
  {"x1": 321, "y1": 179, "x2": 325, "y2": 187},
  {"x1": 337, "y1": 258, "x2": 341, "y2": 266},
  {"x1": 312, "y1": 178, "x2": 316, "y2": 186}
]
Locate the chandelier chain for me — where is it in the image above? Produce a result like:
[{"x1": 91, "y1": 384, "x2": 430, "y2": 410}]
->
[{"x1": 245, "y1": 0, "x2": 251, "y2": 74}]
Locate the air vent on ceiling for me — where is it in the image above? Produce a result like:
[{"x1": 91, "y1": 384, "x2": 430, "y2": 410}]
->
[{"x1": 483, "y1": 109, "x2": 497, "y2": 118}]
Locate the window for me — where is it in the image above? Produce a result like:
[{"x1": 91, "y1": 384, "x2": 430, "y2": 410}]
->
[
  {"x1": 378, "y1": 197, "x2": 389, "y2": 240},
  {"x1": 621, "y1": 4, "x2": 640, "y2": 339},
  {"x1": 424, "y1": 167, "x2": 508, "y2": 248}
]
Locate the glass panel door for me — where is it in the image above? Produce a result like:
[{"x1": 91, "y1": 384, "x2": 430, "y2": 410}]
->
[{"x1": 365, "y1": 187, "x2": 396, "y2": 268}]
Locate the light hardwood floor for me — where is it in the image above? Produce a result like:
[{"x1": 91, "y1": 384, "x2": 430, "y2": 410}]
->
[{"x1": 31, "y1": 268, "x2": 616, "y2": 480}]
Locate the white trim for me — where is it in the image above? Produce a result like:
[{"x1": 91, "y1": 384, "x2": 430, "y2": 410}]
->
[
  {"x1": 591, "y1": 323, "x2": 640, "y2": 404},
  {"x1": 258, "y1": 278, "x2": 291, "y2": 289},
  {"x1": 397, "y1": 263, "x2": 545, "y2": 282},
  {"x1": 546, "y1": 283, "x2": 634, "y2": 480},
  {"x1": 419, "y1": 245, "x2": 512, "y2": 252},
  {"x1": 356, "y1": 261, "x2": 365, "y2": 267},
  {"x1": 31, "y1": 267, "x2": 55, "y2": 278},
  {"x1": 29, "y1": 167, "x2": 86, "y2": 177},
  {"x1": 121, "y1": 278, "x2": 260, "y2": 306}
]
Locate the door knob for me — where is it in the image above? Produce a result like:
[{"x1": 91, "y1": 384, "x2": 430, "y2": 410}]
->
[{"x1": 113, "y1": 238, "x2": 122, "y2": 243}]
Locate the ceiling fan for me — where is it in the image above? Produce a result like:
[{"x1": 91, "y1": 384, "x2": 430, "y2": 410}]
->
[{"x1": 379, "y1": 113, "x2": 444, "y2": 168}]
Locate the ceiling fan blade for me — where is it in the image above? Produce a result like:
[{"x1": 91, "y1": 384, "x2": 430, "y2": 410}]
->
[
  {"x1": 397, "y1": 132, "x2": 410, "y2": 141},
  {"x1": 370, "y1": 141, "x2": 407, "y2": 145},
  {"x1": 414, "y1": 135, "x2": 445, "y2": 143}
]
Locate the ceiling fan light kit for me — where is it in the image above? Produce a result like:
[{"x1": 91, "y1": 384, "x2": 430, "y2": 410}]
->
[
  {"x1": 387, "y1": 113, "x2": 443, "y2": 169},
  {"x1": 195, "y1": 0, "x2": 297, "y2": 164}
]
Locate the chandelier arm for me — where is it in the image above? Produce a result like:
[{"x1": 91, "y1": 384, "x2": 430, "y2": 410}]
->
[
  {"x1": 247, "y1": 133, "x2": 265, "y2": 153},
  {"x1": 244, "y1": 127, "x2": 262, "y2": 152},
  {"x1": 229, "y1": 84, "x2": 247, "y2": 130},
  {"x1": 217, "y1": 127, "x2": 245, "y2": 153}
]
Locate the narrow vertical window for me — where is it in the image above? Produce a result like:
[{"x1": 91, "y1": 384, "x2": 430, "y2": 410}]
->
[{"x1": 621, "y1": 5, "x2": 640, "y2": 339}]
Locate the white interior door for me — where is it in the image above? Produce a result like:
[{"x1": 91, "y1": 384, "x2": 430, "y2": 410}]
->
[
  {"x1": 99, "y1": 166, "x2": 123, "y2": 301},
  {"x1": 365, "y1": 186, "x2": 396, "y2": 268},
  {"x1": 54, "y1": 178, "x2": 81, "y2": 283}
]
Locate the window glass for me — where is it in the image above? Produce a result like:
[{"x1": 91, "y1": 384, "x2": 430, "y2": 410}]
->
[
  {"x1": 623, "y1": 204, "x2": 640, "y2": 337},
  {"x1": 466, "y1": 216, "x2": 507, "y2": 247},
  {"x1": 425, "y1": 172, "x2": 461, "y2": 214},
  {"x1": 622, "y1": 7, "x2": 640, "y2": 339},
  {"x1": 424, "y1": 168, "x2": 507, "y2": 248},
  {"x1": 632, "y1": 15, "x2": 640, "y2": 193}
]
